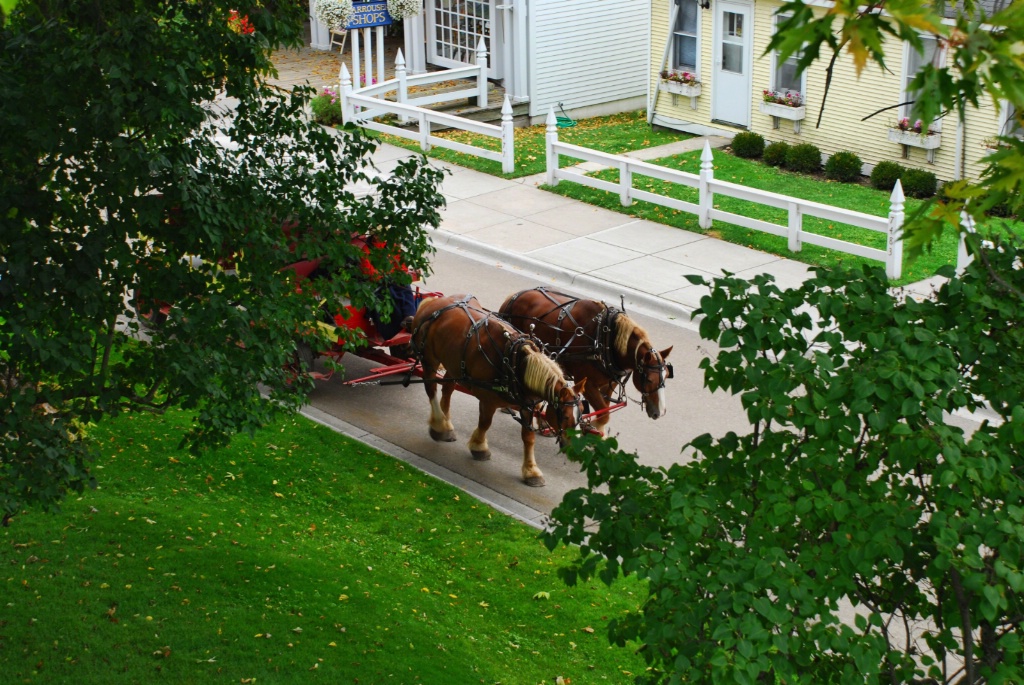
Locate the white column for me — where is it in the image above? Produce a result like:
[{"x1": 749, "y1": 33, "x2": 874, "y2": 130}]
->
[
  {"x1": 309, "y1": 1, "x2": 332, "y2": 50},
  {"x1": 512, "y1": 0, "x2": 528, "y2": 102},
  {"x1": 351, "y1": 29, "x2": 362, "y2": 89},
  {"x1": 363, "y1": 27, "x2": 373, "y2": 86},
  {"x1": 376, "y1": 25, "x2": 385, "y2": 84},
  {"x1": 475, "y1": 38, "x2": 489, "y2": 107}
]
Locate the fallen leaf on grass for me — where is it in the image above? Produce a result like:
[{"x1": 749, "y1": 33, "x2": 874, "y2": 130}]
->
[{"x1": 533, "y1": 592, "x2": 550, "y2": 601}]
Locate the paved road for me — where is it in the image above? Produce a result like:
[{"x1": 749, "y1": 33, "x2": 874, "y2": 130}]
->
[{"x1": 303, "y1": 247, "x2": 751, "y2": 526}]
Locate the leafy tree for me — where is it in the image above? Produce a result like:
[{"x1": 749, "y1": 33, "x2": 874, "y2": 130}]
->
[
  {"x1": 0, "y1": 1, "x2": 445, "y2": 522},
  {"x1": 544, "y1": 4, "x2": 1024, "y2": 682},
  {"x1": 546, "y1": 255, "x2": 1023, "y2": 683}
]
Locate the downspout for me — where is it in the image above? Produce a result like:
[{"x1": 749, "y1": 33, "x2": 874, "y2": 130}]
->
[
  {"x1": 954, "y1": 115, "x2": 966, "y2": 181},
  {"x1": 649, "y1": 1, "x2": 681, "y2": 124}
]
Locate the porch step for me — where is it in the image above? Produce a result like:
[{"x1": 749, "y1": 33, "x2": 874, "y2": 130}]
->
[{"x1": 406, "y1": 80, "x2": 530, "y2": 128}]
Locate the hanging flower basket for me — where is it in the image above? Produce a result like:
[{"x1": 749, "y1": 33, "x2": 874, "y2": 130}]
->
[
  {"x1": 387, "y1": 0, "x2": 422, "y2": 20},
  {"x1": 315, "y1": 0, "x2": 355, "y2": 31}
]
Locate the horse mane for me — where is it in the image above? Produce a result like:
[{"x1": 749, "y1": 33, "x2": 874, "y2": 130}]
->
[
  {"x1": 613, "y1": 313, "x2": 648, "y2": 357},
  {"x1": 521, "y1": 346, "x2": 565, "y2": 403}
]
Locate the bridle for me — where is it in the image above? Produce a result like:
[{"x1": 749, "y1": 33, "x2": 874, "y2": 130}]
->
[{"x1": 632, "y1": 342, "x2": 673, "y2": 413}]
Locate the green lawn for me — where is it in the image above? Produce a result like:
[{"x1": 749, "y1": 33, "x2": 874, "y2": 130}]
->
[
  {"x1": 1, "y1": 410, "x2": 646, "y2": 684},
  {"x1": 378, "y1": 109, "x2": 692, "y2": 179}
]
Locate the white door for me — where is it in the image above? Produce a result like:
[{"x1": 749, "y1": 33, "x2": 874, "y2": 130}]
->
[
  {"x1": 712, "y1": 1, "x2": 752, "y2": 127},
  {"x1": 426, "y1": 0, "x2": 501, "y2": 78}
]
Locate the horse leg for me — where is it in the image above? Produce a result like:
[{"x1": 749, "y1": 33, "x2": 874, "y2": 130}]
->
[
  {"x1": 519, "y1": 408, "x2": 545, "y2": 487},
  {"x1": 468, "y1": 401, "x2": 494, "y2": 461},
  {"x1": 424, "y1": 364, "x2": 456, "y2": 442},
  {"x1": 439, "y1": 379, "x2": 456, "y2": 435},
  {"x1": 584, "y1": 384, "x2": 611, "y2": 438}
]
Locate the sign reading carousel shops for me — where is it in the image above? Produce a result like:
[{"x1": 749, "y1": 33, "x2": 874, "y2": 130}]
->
[{"x1": 347, "y1": 2, "x2": 393, "y2": 28}]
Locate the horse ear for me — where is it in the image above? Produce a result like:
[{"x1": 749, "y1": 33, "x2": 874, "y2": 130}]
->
[
  {"x1": 660, "y1": 346, "x2": 673, "y2": 360},
  {"x1": 573, "y1": 377, "x2": 587, "y2": 394}
]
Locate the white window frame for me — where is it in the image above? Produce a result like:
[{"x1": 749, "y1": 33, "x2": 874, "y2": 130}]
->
[
  {"x1": 770, "y1": 13, "x2": 804, "y2": 98},
  {"x1": 671, "y1": 0, "x2": 701, "y2": 77},
  {"x1": 901, "y1": 34, "x2": 946, "y2": 131}
]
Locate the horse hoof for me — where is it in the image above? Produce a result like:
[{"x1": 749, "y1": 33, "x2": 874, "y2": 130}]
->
[
  {"x1": 430, "y1": 428, "x2": 457, "y2": 442},
  {"x1": 523, "y1": 475, "x2": 546, "y2": 487},
  {"x1": 470, "y1": 449, "x2": 491, "y2": 461}
]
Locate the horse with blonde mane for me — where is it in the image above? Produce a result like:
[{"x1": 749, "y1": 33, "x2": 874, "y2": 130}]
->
[
  {"x1": 499, "y1": 287, "x2": 672, "y2": 437},
  {"x1": 404, "y1": 294, "x2": 585, "y2": 487}
]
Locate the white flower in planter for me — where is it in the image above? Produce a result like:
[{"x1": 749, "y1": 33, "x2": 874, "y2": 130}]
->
[
  {"x1": 315, "y1": 0, "x2": 355, "y2": 31},
  {"x1": 387, "y1": 0, "x2": 422, "y2": 20}
]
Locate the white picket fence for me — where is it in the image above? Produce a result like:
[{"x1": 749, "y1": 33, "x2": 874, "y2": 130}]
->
[
  {"x1": 340, "y1": 43, "x2": 515, "y2": 174},
  {"x1": 544, "y1": 110, "x2": 906, "y2": 279}
]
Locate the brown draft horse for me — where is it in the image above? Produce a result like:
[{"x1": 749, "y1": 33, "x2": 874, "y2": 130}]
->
[
  {"x1": 405, "y1": 294, "x2": 586, "y2": 487},
  {"x1": 499, "y1": 287, "x2": 673, "y2": 437}
]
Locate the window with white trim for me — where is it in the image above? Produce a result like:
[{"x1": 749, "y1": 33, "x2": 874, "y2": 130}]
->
[
  {"x1": 672, "y1": 0, "x2": 699, "y2": 73},
  {"x1": 902, "y1": 35, "x2": 944, "y2": 130},
  {"x1": 771, "y1": 14, "x2": 803, "y2": 97}
]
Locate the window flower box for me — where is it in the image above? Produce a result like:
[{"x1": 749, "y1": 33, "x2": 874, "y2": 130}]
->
[
  {"x1": 659, "y1": 79, "x2": 701, "y2": 109},
  {"x1": 759, "y1": 100, "x2": 806, "y2": 133},
  {"x1": 887, "y1": 128, "x2": 941, "y2": 162}
]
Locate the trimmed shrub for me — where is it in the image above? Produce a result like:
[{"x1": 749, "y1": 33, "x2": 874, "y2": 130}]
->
[
  {"x1": 731, "y1": 131, "x2": 765, "y2": 159},
  {"x1": 902, "y1": 168, "x2": 938, "y2": 198},
  {"x1": 870, "y1": 160, "x2": 905, "y2": 191},
  {"x1": 763, "y1": 141, "x2": 790, "y2": 167},
  {"x1": 824, "y1": 151, "x2": 863, "y2": 183},
  {"x1": 785, "y1": 143, "x2": 822, "y2": 174}
]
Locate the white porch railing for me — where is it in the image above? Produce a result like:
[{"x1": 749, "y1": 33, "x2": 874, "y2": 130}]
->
[
  {"x1": 544, "y1": 109, "x2": 906, "y2": 280},
  {"x1": 340, "y1": 42, "x2": 515, "y2": 174}
]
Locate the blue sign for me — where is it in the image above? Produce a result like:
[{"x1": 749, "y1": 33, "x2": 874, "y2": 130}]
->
[{"x1": 347, "y1": 2, "x2": 393, "y2": 29}]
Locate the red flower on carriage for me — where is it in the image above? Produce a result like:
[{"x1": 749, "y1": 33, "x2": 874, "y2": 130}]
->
[{"x1": 228, "y1": 9, "x2": 255, "y2": 35}]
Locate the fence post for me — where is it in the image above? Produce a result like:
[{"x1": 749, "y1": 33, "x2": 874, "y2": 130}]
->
[
  {"x1": 545, "y1": 107, "x2": 559, "y2": 187},
  {"x1": 619, "y1": 161, "x2": 632, "y2": 207},
  {"x1": 395, "y1": 49, "x2": 409, "y2": 124},
  {"x1": 956, "y1": 209, "x2": 976, "y2": 276},
  {"x1": 787, "y1": 202, "x2": 802, "y2": 252},
  {"x1": 886, "y1": 179, "x2": 905, "y2": 280},
  {"x1": 501, "y1": 95, "x2": 515, "y2": 174},
  {"x1": 475, "y1": 39, "x2": 489, "y2": 108},
  {"x1": 340, "y1": 63, "x2": 354, "y2": 124},
  {"x1": 698, "y1": 141, "x2": 714, "y2": 229},
  {"x1": 419, "y1": 111, "x2": 430, "y2": 152}
]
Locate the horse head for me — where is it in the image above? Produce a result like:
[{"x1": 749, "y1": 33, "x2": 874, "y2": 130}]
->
[
  {"x1": 631, "y1": 342, "x2": 673, "y2": 419},
  {"x1": 613, "y1": 314, "x2": 673, "y2": 419},
  {"x1": 520, "y1": 346, "x2": 586, "y2": 447},
  {"x1": 542, "y1": 376, "x2": 587, "y2": 448}
]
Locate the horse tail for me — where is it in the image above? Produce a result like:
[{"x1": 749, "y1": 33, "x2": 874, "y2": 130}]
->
[{"x1": 401, "y1": 316, "x2": 415, "y2": 333}]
